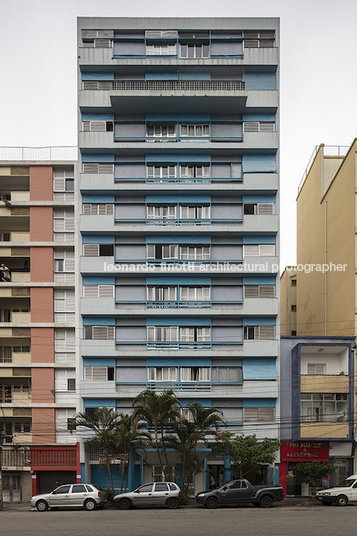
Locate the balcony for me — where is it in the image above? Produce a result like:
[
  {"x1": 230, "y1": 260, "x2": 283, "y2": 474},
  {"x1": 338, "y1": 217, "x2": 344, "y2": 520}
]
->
[
  {"x1": 300, "y1": 375, "x2": 349, "y2": 393},
  {"x1": 300, "y1": 422, "x2": 350, "y2": 440},
  {"x1": 82, "y1": 80, "x2": 246, "y2": 92}
]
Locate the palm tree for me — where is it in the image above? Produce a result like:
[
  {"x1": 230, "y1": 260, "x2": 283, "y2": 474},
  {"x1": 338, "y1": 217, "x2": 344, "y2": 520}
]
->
[
  {"x1": 113, "y1": 413, "x2": 150, "y2": 493},
  {"x1": 132, "y1": 389, "x2": 181, "y2": 480},
  {"x1": 165, "y1": 402, "x2": 226, "y2": 503},
  {"x1": 71, "y1": 407, "x2": 118, "y2": 493}
]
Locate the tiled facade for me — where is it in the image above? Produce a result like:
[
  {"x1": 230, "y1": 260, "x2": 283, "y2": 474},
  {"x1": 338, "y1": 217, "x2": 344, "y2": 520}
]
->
[{"x1": 78, "y1": 17, "x2": 280, "y2": 492}]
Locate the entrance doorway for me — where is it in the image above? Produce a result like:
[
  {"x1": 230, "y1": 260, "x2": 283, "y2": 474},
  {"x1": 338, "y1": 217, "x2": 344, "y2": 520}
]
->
[{"x1": 2, "y1": 473, "x2": 21, "y2": 502}]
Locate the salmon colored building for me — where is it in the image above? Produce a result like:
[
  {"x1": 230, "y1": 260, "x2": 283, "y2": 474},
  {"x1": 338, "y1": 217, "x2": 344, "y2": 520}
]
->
[{"x1": 0, "y1": 150, "x2": 79, "y2": 502}]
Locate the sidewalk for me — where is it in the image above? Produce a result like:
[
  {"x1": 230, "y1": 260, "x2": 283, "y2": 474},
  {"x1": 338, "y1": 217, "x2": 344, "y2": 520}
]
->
[{"x1": 1, "y1": 497, "x2": 322, "y2": 512}]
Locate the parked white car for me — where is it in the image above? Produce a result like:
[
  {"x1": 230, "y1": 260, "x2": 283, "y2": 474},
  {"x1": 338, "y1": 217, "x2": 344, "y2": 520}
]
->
[
  {"x1": 31, "y1": 483, "x2": 106, "y2": 511},
  {"x1": 113, "y1": 482, "x2": 182, "y2": 509},
  {"x1": 316, "y1": 474, "x2": 357, "y2": 506}
]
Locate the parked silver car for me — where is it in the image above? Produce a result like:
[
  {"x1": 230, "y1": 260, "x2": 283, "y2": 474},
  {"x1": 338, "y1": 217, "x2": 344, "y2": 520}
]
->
[
  {"x1": 31, "y1": 483, "x2": 106, "y2": 511},
  {"x1": 113, "y1": 482, "x2": 182, "y2": 510}
]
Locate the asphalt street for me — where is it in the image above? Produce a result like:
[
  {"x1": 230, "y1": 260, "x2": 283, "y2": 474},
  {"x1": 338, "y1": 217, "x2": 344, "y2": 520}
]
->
[{"x1": 2, "y1": 502, "x2": 357, "y2": 536}]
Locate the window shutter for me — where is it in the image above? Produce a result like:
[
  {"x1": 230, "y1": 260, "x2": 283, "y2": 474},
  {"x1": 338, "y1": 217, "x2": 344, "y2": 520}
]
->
[
  {"x1": 244, "y1": 285, "x2": 259, "y2": 298},
  {"x1": 84, "y1": 285, "x2": 99, "y2": 298},
  {"x1": 243, "y1": 122, "x2": 259, "y2": 132},
  {"x1": 83, "y1": 244, "x2": 99, "y2": 256},
  {"x1": 244, "y1": 245, "x2": 259, "y2": 256},
  {"x1": 257, "y1": 203, "x2": 275, "y2": 215},
  {"x1": 259, "y1": 285, "x2": 275, "y2": 298},
  {"x1": 98, "y1": 285, "x2": 114, "y2": 298},
  {"x1": 258, "y1": 325, "x2": 275, "y2": 340},
  {"x1": 259, "y1": 244, "x2": 275, "y2": 256}
]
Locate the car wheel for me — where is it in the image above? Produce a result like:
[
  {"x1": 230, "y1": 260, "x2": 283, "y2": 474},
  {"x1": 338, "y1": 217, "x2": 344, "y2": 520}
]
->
[
  {"x1": 336, "y1": 495, "x2": 348, "y2": 507},
  {"x1": 167, "y1": 498, "x2": 179, "y2": 509},
  {"x1": 84, "y1": 499, "x2": 97, "y2": 511},
  {"x1": 260, "y1": 495, "x2": 274, "y2": 508},
  {"x1": 118, "y1": 498, "x2": 131, "y2": 510},
  {"x1": 36, "y1": 500, "x2": 48, "y2": 512},
  {"x1": 205, "y1": 497, "x2": 219, "y2": 509}
]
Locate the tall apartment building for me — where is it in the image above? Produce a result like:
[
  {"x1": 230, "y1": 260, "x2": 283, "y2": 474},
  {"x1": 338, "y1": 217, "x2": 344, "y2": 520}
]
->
[
  {"x1": 296, "y1": 142, "x2": 356, "y2": 337},
  {"x1": 78, "y1": 17, "x2": 280, "y2": 491},
  {"x1": 280, "y1": 266, "x2": 297, "y2": 336},
  {"x1": 0, "y1": 149, "x2": 79, "y2": 502}
]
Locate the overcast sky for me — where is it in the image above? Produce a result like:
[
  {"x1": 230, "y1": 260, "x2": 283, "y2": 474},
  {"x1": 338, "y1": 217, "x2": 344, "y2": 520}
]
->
[{"x1": 1, "y1": 0, "x2": 356, "y2": 270}]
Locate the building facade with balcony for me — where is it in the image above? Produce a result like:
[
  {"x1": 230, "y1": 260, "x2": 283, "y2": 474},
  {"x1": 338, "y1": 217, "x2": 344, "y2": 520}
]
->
[
  {"x1": 0, "y1": 154, "x2": 80, "y2": 502},
  {"x1": 280, "y1": 336, "x2": 354, "y2": 497},
  {"x1": 78, "y1": 17, "x2": 280, "y2": 492}
]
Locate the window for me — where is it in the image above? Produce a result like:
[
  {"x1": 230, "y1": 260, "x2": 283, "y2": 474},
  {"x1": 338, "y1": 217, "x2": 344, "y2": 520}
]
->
[
  {"x1": 83, "y1": 163, "x2": 114, "y2": 174},
  {"x1": 213, "y1": 366, "x2": 243, "y2": 383},
  {"x1": 147, "y1": 286, "x2": 177, "y2": 301},
  {"x1": 153, "y1": 466, "x2": 175, "y2": 482},
  {"x1": 67, "y1": 378, "x2": 76, "y2": 392},
  {"x1": 148, "y1": 367, "x2": 177, "y2": 382},
  {"x1": 82, "y1": 121, "x2": 113, "y2": 132},
  {"x1": 180, "y1": 286, "x2": 210, "y2": 301},
  {"x1": 244, "y1": 407, "x2": 275, "y2": 422},
  {"x1": 180, "y1": 408, "x2": 193, "y2": 421},
  {"x1": 243, "y1": 31, "x2": 275, "y2": 48},
  {"x1": 291, "y1": 279, "x2": 297, "y2": 286},
  {"x1": 147, "y1": 244, "x2": 178, "y2": 260},
  {"x1": 54, "y1": 249, "x2": 75, "y2": 273},
  {"x1": 147, "y1": 165, "x2": 176, "y2": 180},
  {"x1": 53, "y1": 485, "x2": 71, "y2": 495},
  {"x1": 291, "y1": 331, "x2": 297, "y2": 336},
  {"x1": 244, "y1": 326, "x2": 275, "y2": 340},
  {"x1": 180, "y1": 124, "x2": 210, "y2": 137},
  {"x1": 147, "y1": 205, "x2": 176, "y2": 220},
  {"x1": 243, "y1": 203, "x2": 275, "y2": 215},
  {"x1": 180, "y1": 367, "x2": 210, "y2": 381},
  {"x1": 146, "y1": 44, "x2": 176, "y2": 56},
  {"x1": 243, "y1": 244, "x2": 275, "y2": 257},
  {"x1": 180, "y1": 205, "x2": 210, "y2": 220},
  {"x1": 155, "y1": 483, "x2": 169, "y2": 492},
  {"x1": 83, "y1": 244, "x2": 114, "y2": 257},
  {"x1": 301, "y1": 393, "x2": 348, "y2": 422},
  {"x1": 180, "y1": 246, "x2": 210, "y2": 260},
  {"x1": 180, "y1": 43, "x2": 209, "y2": 58},
  {"x1": 72, "y1": 485, "x2": 87, "y2": 493},
  {"x1": 53, "y1": 168, "x2": 75, "y2": 200},
  {"x1": 147, "y1": 326, "x2": 178, "y2": 342},
  {"x1": 244, "y1": 285, "x2": 275, "y2": 299},
  {"x1": 243, "y1": 122, "x2": 275, "y2": 133},
  {"x1": 83, "y1": 203, "x2": 114, "y2": 215},
  {"x1": 84, "y1": 326, "x2": 115, "y2": 340},
  {"x1": 83, "y1": 285, "x2": 115, "y2": 298},
  {"x1": 0, "y1": 347, "x2": 13, "y2": 363},
  {"x1": 147, "y1": 124, "x2": 176, "y2": 138},
  {"x1": 84, "y1": 366, "x2": 115, "y2": 381},
  {"x1": 291, "y1": 305, "x2": 297, "y2": 311},
  {"x1": 307, "y1": 364, "x2": 326, "y2": 375},
  {"x1": 180, "y1": 327, "x2": 210, "y2": 343},
  {"x1": 180, "y1": 165, "x2": 210, "y2": 181}
]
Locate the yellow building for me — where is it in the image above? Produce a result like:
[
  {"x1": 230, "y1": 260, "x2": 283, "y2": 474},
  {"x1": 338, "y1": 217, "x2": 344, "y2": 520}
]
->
[
  {"x1": 280, "y1": 266, "x2": 297, "y2": 336},
  {"x1": 296, "y1": 141, "x2": 357, "y2": 337}
]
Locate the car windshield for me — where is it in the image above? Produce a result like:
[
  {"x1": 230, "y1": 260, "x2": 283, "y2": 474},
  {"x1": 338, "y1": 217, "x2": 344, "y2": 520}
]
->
[{"x1": 336, "y1": 479, "x2": 356, "y2": 488}]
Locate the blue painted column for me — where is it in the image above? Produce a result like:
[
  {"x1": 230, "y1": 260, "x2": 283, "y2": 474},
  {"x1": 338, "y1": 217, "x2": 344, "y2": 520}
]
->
[
  {"x1": 274, "y1": 464, "x2": 280, "y2": 485},
  {"x1": 224, "y1": 455, "x2": 232, "y2": 483},
  {"x1": 127, "y1": 448, "x2": 135, "y2": 491}
]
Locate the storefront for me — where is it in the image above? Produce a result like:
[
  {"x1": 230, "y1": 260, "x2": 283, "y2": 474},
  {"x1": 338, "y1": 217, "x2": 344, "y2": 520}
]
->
[{"x1": 280, "y1": 441, "x2": 329, "y2": 496}]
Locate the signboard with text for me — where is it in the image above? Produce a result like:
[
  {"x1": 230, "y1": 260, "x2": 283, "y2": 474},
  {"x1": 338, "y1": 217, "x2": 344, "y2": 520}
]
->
[{"x1": 281, "y1": 441, "x2": 329, "y2": 462}]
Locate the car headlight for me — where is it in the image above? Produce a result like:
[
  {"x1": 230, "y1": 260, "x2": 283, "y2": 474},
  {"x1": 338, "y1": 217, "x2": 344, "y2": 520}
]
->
[{"x1": 197, "y1": 493, "x2": 205, "y2": 498}]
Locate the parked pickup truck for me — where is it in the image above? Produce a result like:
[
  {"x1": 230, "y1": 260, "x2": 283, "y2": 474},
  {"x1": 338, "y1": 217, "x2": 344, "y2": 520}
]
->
[
  {"x1": 196, "y1": 479, "x2": 284, "y2": 508},
  {"x1": 316, "y1": 473, "x2": 357, "y2": 506}
]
